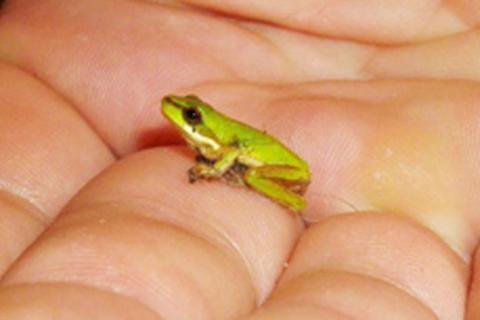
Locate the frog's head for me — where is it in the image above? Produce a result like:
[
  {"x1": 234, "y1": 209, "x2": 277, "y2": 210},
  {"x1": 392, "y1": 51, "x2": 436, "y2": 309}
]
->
[{"x1": 161, "y1": 94, "x2": 220, "y2": 150}]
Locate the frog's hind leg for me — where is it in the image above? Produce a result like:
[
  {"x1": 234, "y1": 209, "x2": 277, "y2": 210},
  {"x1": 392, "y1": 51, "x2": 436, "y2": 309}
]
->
[
  {"x1": 244, "y1": 166, "x2": 308, "y2": 211},
  {"x1": 252, "y1": 165, "x2": 310, "y2": 194}
]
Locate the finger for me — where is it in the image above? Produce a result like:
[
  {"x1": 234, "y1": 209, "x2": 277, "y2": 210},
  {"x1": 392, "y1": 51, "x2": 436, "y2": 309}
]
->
[
  {"x1": 248, "y1": 213, "x2": 466, "y2": 320},
  {"x1": 177, "y1": 0, "x2": 480, "y2": 44},
  {"x1": 365, "y1": 30, "x2": 480, "y2": 81},
  {"x1": 0, "y1": 61, "x2": 113, "y2": 274},
  {"x1": 467, "y1": 247, "x2": 480, "y2": 319},
  {"x1": 1, "y1": 1, "x2": 478, "y2": 155},
  {"x1": 1, "y1": 148, "x2": 303, "y2": 319},
  {"x1": 0, "y1": 283, "x2": 160, "y2": 320}
]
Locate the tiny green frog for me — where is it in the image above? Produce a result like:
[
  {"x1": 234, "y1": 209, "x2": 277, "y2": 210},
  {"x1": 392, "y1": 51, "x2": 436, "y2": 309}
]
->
[{"x1": 161, "y1": 95, "x2": 311, "y2": 211}]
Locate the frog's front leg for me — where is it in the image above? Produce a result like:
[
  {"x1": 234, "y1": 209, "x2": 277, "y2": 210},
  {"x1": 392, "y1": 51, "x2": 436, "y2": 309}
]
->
[
  {"x1": 189, "y1": 148, "x2": 240, "y2": 183},
  {"x1": 244, "y1": 165, "x2": 309, "y2": 211}
]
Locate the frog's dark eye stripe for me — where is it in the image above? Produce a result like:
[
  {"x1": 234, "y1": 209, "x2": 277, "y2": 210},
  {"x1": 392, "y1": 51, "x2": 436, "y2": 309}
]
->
[
  {"x1": 186, "y1": 94, "x2": 200, "y2": 100},
  {"x1": 183, "y1": 107, "x2": 202, "y2": 125}
]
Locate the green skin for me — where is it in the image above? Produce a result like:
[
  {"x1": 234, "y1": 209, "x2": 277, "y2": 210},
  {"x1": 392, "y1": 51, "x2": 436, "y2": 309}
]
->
[{"x1": 161, "y1": 95, "x2": 311, "y2": 211}]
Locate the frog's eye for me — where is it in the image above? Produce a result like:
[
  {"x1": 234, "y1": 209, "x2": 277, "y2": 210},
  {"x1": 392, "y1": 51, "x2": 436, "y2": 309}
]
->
[{"x1": 183, "y1": 107, "x2": 202, "y2": 125}]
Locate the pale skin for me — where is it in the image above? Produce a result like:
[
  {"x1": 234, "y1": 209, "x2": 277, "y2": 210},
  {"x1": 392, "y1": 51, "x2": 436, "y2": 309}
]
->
[{"x1": 0, "y1": 1, "x2": 480, "y2": 320}]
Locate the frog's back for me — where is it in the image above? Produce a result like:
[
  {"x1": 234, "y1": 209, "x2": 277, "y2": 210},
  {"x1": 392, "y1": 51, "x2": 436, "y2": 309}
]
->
[
  {"x1": 245, "y1": 134, "x2": 307, "y2": 167},
  {"x1": 230, "y1": 119, "x2": 308, "y2": 170},
  {"x1": 206, "y1": 106, "x2": 308, "y2": 169}
]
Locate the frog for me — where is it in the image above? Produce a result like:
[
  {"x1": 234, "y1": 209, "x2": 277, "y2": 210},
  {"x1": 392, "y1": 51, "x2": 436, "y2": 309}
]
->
[{"x1": 161, "y1": 94, "x2": 311, "y2": 211}]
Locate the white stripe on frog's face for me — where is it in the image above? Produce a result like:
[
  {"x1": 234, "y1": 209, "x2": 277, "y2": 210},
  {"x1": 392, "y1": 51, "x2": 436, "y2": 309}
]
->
[{"x1": 183, "y1": 125, "x2": 221, "y2": 151}]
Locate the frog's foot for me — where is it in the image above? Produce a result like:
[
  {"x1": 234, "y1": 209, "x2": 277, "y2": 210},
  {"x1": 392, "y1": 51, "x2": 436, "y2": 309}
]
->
[
  {"x1": 190, "y1": 148, "x2": 240, "y2": 183},
  {"x1": 188, "y1": 163, "x2": 223, "y2": 183},
  {"x1": 195, "y1": 154, "x2": 216, "y2": 166},
  {"x1": 223, "y1": 170, "x2": 246, "y2": 187},
  {"x1": 222, "y1": 160, "x2": 249, "y2": 186}
]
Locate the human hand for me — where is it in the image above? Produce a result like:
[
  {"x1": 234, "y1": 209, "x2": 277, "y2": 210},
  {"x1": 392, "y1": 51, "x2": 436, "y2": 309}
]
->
[{"x1": 0, "y1": 1, "x2": 479, "y2": 319}]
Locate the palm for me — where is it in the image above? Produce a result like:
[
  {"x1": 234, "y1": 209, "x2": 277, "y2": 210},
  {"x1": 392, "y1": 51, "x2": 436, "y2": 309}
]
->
[{"x1": 0, "y1": 1, "x2": 479, "y2": 319}]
